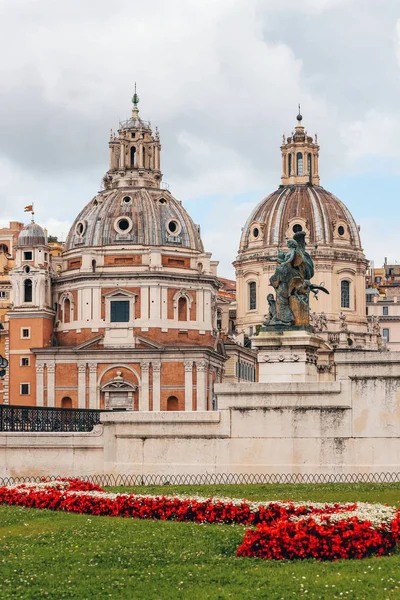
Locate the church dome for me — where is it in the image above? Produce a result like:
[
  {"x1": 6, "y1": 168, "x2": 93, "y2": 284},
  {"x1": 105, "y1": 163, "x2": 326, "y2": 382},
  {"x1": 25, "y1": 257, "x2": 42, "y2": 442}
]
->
[
  {"x1": 65, "y1": 91, "x2": 203, "y2": 254},
  {"x1": 65, "y1": 187, "x2": 204, "y2": 252},
  {"x1": 17, "y1": 222, "x2": 47, "y2": 247},
  {"x1": 240, "y1": 184, "x2": 362, "y2": 252}
]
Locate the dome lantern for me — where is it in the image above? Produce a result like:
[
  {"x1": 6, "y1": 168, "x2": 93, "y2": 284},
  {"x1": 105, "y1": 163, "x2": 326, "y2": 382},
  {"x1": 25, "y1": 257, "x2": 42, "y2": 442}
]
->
[
  {"x1": 281, "y1": 108, "x2": 320, "y2": 186},
  {"x1": 106, "y1": 88, "x2": 162, "y2": 190}
]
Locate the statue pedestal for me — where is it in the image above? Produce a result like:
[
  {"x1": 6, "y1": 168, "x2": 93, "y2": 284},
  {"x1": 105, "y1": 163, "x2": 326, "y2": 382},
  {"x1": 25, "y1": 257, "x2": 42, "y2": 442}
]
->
[{"x1": 252, "y1": 328, "x2": 328, "y2": 383}]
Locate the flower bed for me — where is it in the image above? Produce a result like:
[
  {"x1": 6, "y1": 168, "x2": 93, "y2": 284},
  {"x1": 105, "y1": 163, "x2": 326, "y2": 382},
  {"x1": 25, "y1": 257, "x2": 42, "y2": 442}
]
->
[{"x1": 0, "y1": 478, "x2": 399, "y2": 561}]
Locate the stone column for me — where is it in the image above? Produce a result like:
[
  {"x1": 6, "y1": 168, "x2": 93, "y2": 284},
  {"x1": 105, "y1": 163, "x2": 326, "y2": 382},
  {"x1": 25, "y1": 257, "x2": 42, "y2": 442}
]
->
[
  {"x1": 152, "y1": 361, "x2": 161, "y2": 411},
  {"x1": 88, "y1": 363, "x2": 97, "y2": 409},
  {"x1": 46, "y1": 363, "x2": 55, "y2": 407},
  {"x1": 184, "y1": 360, "x2": 193, "y2": 411},
  {"x1": 140, "y1": 361, "x2": 150, "y2": 411},
  {"x1": 196, "y1": 360, "x2": 207, "y2": 411},
  {"x1": 35, "y1": 363, "x2": 44, "y2": 407},
  {"x1": 78, "y1": 362, "x2": 86, "y2": 409}
]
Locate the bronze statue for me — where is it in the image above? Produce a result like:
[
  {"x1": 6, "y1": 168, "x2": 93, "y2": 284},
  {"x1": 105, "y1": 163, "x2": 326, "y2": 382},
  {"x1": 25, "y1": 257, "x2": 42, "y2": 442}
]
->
[{"x1": 263, "y1": 231, "x2": 329, "y2": 328}]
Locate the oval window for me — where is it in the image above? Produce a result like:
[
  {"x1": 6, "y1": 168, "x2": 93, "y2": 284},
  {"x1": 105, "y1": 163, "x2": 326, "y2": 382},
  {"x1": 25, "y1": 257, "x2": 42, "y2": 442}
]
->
[
  {"x1": 159, "y1": 198, "x2": 167, "y2": 204},
  {"x1": 338, "y1": 225, "x2": 345, "y2": 236},
  {"x1": 167, "y1": 220, "x2": 180, "y2": 235},
  {"x1": 253, "y1": 227, "x2": 259, "y2": 239},
  {"x1": 292, "y1": 224, "x2": 302, "y2": 233},
  {"x1": 76, "y1": 221, "x2": 85, "y2": 236}
]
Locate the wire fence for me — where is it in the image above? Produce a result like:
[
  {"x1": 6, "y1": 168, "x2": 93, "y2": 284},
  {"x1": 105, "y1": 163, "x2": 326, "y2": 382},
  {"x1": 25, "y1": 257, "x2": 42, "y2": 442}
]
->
[{"x1": 1, "y1": 472, "x2": 400, "y2": 487}]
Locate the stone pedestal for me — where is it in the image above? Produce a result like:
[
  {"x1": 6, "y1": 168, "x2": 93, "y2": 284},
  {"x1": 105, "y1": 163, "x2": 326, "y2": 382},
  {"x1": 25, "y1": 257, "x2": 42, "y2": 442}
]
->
[{"x1": 252, "y1": 328, "x2": 329, "y2": 383}]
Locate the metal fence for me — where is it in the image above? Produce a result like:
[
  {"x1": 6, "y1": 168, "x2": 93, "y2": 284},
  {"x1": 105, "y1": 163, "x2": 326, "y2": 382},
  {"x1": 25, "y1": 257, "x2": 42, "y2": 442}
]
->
[
  {"x1": 1, "y1": 471, "x2": 400, "y2": 487},
  {"x1": 0, "y1": 405, "x2": 103, "y2": 433}
]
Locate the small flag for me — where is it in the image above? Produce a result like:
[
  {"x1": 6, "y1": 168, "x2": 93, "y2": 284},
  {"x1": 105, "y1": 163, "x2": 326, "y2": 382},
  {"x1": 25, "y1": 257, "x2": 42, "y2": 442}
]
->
[{"x1": 24, "y1": 205, "x2": 33, "y2": 212}]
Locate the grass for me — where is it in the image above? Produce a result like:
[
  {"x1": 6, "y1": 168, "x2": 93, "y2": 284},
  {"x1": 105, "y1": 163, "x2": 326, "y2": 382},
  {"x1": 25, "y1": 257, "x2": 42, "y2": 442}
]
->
[{"x1": 0, "y1": 483, "x2": 400, "y2": 599}]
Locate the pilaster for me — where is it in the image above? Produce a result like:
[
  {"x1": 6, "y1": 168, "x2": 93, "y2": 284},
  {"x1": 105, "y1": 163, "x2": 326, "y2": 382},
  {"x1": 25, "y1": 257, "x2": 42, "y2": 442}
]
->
[
  {"x1": 46, "y1": 363, "x2": 55, "y2": 407},
  {"x1": 88, "y1": 363, "x2": 97, "y2": 409},
  {"x1": 78, "y1": 362, "x2": 86, "y2": 409},
  {"x1": 36, "y1": 363, "x2": 44, "y2": 407},
  {"x1": 140, "y1": 361, "x2": 150, "y2": 411},
  {"x1": 196, "y1": 360, "x2": 207, "y2": 411},
  {"x1": 184, "y1": 360, "x2": 193, "y2": 411},
  {"x1": 152, "y1": 361, "x2": 161, "y2": 411}
]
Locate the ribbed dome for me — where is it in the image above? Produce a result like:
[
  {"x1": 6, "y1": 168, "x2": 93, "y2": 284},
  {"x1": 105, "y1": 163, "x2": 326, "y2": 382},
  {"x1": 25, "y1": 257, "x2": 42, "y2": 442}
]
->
[
  {"x1": 65, "y1": 188, "x2": 204, "y2": 252},
  {"x1": 240, "y1": 184, "x2": 361, "y2": 252},
  {"x1": 17, "y1": 222, "x2": 47, "y2": 247}
]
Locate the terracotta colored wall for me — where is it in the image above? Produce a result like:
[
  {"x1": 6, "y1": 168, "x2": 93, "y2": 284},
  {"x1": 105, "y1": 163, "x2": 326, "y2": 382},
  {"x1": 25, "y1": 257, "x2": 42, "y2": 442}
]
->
[
  {"x1": 161, "y1": 362, "x2": 184, "y2": 386},
  {"x1": 190, "y1": 291, "x2": 197, "y2": 321},
  {"x1": 56, "y1": 328, "x2": 105, "y2": 347},
  {"x1": 160, "y1": 389, "x2": 184, "y2": 411},
  {"x1": 104, "y1": 255, "x2": 142, "y2": 266},
  {"x1": 67, "y1": 258, "x2": 82, "y2": 270},
  {"x1": 162, "y1": 256, "x2": 190, "y2": 269},
  {"x1": 134, "y1": 327, "x2": 214, "y2": 347}
]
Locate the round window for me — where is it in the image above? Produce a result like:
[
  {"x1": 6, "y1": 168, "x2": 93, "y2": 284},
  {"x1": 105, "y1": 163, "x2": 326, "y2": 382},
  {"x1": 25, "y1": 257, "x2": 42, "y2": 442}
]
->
[
  {"x1": 123, "y1": 196, "x2": 131, "y2": 204},
  {"x1": 292, "y1": 224, "x2": 303, "y2": 233},
  {"x1": 253, "y1": 227, "x2": 259, "y2": 239},
  {"x1": 167, "y1": 220, "x2": 180, "y2": 235},
  {"x1": 118, "y1": 219, "x2": 130, "y2": 231},
  {"x1": 113, "y1": 216, "x2": 133, "y2": 235},
  {"x1": 76, "y1": 221, "x2": 85, "y2": 236},
  {"x1": 338, "y1": 225, "x2": 345, "y2": 236}
]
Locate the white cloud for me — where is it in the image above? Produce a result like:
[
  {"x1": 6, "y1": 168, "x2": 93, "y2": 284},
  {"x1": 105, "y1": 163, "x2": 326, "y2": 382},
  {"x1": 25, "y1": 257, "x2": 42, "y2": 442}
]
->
[
  {"x1": 0, "y1": 0, "x2": 399, "y2": 273},
  {"x1": 341, "y1": 110, "x2": 400, "y2": 160}
]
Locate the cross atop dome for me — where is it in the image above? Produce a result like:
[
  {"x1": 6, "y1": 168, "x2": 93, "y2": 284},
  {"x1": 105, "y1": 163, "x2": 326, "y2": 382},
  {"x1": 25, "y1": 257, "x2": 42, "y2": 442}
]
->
[{"x1": 280, "y1": 108, "x2": 320, "y2": 186}]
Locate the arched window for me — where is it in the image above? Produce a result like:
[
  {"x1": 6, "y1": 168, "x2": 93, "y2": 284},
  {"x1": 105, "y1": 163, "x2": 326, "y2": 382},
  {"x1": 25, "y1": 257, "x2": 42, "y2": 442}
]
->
[
  {"x1": 308, "y1": 153, "x2": 312, "y2": 177},
  {"x1": 288, "y1": 154, "x2": 292, "y2": 175},
  {"x1": 0, "y1": 243, "x2": 9, "y2": 254},
  {"x1": 64, "y1": 298, "x2": 71, "y2": 323},
  {"x1": 217, "y1": 309, "x2": 222, "y2": 330},
  {"x1": 248, "y1": 281, "x2": 256, "y2": 310},
  {"x1": 92, "y1": 259, "x2": 96, "y2": 273},
  {"x1": 296, "y1": 152, "x2": 303, "y2": 176},
  {"x1": 130, "y1": 146, "x2": 136, "y2": 168},
  {"x1": 24, "y1": 279, "x2": 32, "y2": 303},
  {"x1": 61, "y1": 397, "x2": 72, "y2": 409},
  {"x1": 178, "y1": 297, "x2": 187, "y2": 321},
  {"x1": 341, "y1": 280, "x2": 351, "y2": 308},
  {"x1": 142, "y1": 146, "x2": 146, "y2": 168},
  {"x1": 167, "y1": 395, "x2": 179, "y2": 411}
]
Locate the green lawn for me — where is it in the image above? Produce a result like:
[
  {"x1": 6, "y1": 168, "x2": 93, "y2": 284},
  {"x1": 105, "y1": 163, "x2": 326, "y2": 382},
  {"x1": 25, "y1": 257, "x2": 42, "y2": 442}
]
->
[{"x1": 0, "y1": 483, "x2": 400, "y2": 599}]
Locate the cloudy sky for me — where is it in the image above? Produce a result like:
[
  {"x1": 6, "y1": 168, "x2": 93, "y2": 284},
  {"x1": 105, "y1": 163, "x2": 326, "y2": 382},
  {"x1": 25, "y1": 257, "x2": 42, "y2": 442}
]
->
[{"x1": 0, "y1": 0, "x2": 399, "y2": 276}]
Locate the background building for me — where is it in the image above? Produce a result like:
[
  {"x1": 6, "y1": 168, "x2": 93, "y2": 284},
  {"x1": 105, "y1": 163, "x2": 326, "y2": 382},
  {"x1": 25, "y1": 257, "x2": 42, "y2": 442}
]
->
[{"x1": 234, "y1": 110, "x2": 378, "y2": 350}]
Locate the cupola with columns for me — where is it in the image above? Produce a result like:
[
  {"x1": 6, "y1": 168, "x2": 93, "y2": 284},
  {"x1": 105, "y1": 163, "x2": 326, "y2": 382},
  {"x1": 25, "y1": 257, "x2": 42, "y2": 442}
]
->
[
  {"x1": 106, "y1": 86, "x2": 162, "y2": 190},
  {"x1": 280, "y1": 106, "x2": 320, "y2": 186}
]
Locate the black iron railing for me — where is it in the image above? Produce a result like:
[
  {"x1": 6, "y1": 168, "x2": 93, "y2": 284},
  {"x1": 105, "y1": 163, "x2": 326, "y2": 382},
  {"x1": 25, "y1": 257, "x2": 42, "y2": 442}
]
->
[
  {"x1": 0, "y1": 405, "x2": 103, "y2": 433},
  {"x1": 0, "y1": 472, "x2": 400, "y2": 487}
]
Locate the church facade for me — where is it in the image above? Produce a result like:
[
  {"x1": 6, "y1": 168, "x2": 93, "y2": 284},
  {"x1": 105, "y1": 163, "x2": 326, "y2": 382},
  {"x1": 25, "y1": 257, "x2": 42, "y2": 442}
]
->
[{"x1": 6, "y1": 93, "x2": 227, "y2": 410}]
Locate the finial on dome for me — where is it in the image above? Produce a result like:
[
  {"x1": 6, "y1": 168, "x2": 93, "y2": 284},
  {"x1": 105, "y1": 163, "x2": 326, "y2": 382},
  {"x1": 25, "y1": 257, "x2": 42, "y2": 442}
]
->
[
  {"x1": 297, "y1": 104, "x2": 303, "y2": 123},
  {"x1": 132, "y1": 82, "x2": 139, "y2": 107},
  {"x1": 131, "y1": 83, "x2": 140, "y2": 117}
]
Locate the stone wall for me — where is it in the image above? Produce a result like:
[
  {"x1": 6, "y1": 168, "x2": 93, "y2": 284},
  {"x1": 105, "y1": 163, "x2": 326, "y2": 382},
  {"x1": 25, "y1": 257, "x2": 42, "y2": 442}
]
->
[{"x1": 1, "y1": 350, "x2": 400, "y2": 477}]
